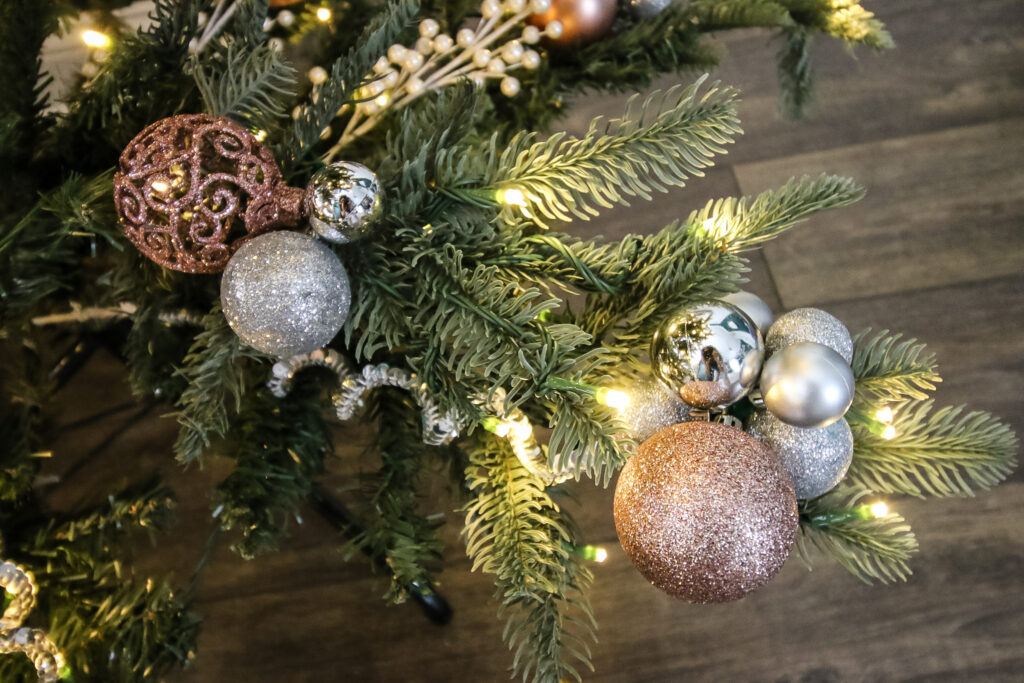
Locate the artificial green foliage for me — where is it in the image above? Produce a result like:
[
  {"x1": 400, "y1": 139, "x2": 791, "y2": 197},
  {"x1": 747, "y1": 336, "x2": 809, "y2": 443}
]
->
[
  {"x1": 797, "y1": 486, "x2": 918, "y2": 583},
  {"x1": 0, "y1": 0, "x2": 1016, "y2": 681}
]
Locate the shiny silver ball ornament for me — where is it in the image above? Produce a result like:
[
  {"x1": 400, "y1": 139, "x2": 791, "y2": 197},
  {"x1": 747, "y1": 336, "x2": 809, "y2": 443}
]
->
[
  {"x1": 723, "y1": 290, "x2": 774, "y2": 336},
  {"x1": 747, "y1": 411, "x2": 853, "y2": 499},
  {"x1": 760, "y1": 342, "x2": 855, "y2": 428},
  {"x1": 304, "y1": 161, "x2": 382, "y2": 244},
  {"x1": 619, "y1": 376, "x2": 691, "y2": 443},
  {"x1": 221, "y1": 231, "x2": 351, "y2": 357},
  {"x1": 651, "y1": 301, "x2": 764, "y2": 409},
  {"x1": 766, "y1": 307, "x2": 853, "y2": 363},
  {"x1": 628, "y1": 0, "x2": 672, "y2": 18}
]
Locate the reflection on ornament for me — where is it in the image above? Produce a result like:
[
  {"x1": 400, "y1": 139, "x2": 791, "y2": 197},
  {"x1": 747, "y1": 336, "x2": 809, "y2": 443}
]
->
[
  {"x1": 747, "y1": 410, "x2": 853, "y2": 499},
  {"x1": 760, "y1": 341, "x2": 854, "y2": 428},
  {"x1": 627, "y1": 0, "x2": 673, "y2": 19},
  {"x1": 305, "y1": 162, "x2": 383, "y2": 243},
  {"x1": 651, "y1": 300, "x2": 764, "y2": 409},
  {"x1": 614, "y1": 421, "x2": 798, "y2": 603},
  {"x1": 528, "y1": 0, "x2": 617, "y2": 46},
  {"x1": 723, "y1": 290, "x2": 774, "y2": 336},
  {"x1": 221, "y1": 232, "x2": 351, "y2": 357}
]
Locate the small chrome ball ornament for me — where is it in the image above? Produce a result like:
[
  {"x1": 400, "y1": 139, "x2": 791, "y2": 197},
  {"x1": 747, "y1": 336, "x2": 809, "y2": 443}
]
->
[
  {"x1": 304, "y1": 161, "x2": 383, "y2": 244},
  {"x1": 650, "y1": 300, "x2": 764, "y2": 410}
]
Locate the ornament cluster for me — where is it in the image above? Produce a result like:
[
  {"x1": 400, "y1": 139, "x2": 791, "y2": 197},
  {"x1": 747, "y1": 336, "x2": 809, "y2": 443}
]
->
[{"x1": 614, "y1": 291, "x2": 860, "y2": 603}]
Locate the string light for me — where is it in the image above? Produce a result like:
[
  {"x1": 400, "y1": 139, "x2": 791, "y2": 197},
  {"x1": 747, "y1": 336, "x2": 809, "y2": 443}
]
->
[
  {"x1": 869, "y1": 501, "x2": 889, "y2": 518},
  {"x1": 574, "y1": 544, "x2": 609, "y2": 563},
  {"x1": 496, "y1": 187, "x2": 527, "y2": 207},
  {"x1": 595, "y1": 387, "x2": 630, "y2": 410},
  {"x1": 882, "y1": 424, "x2": 897, "y2": 440},
  {"x1": 316, "y1": 6, "x2": 332, "y2": 22},
  {"x1": 875, "y1": 406, "x2": 894, "y2": 423},
  {"x1": 82, "y1": 30, "x2": 111, "y2": 48},
  {"x1": 253, "y1": 129, "x2": 268, "y2": 142},
  {"x1": 374, "y1": 93, "x2": 390, "y2": 107}
]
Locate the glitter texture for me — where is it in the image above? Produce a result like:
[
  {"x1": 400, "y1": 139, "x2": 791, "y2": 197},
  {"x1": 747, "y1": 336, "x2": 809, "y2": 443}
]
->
[
  {"x1": 650, "y1": 301, "x2": 764, "y2": 410},
  {"x1": 747, "y1": 410, "x2": 853, "y2": 499},
  {"x1": 114, "y1": 114, "x2": 305, "y2": 273},
  {"x1": 620, "y1": 376, "x2": 692, "y2": 443},
  {"x1": 221, "y1": 231, "x2": 350, "y2": 357},
  {"x1": 766, "y1": 307, "x2": 853, "y2": 363},
  {"x1": 614, "y1": 421, "x2": 798, "y2": 603},
  {"x1": 760, "y1": 341, "x2": 855, "y2": 428},
  {"x1": 305, "y1": 162, "x2": 383, "y2": 243}
]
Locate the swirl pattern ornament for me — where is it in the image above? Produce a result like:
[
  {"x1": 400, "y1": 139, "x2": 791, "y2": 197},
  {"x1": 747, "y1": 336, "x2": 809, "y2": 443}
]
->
[
  {"x1": 113, "y1": 114, "x2": 305, "y2": 273},
  {"x1": 0, "y1": 560, "x2": 64, "y2": 682}
]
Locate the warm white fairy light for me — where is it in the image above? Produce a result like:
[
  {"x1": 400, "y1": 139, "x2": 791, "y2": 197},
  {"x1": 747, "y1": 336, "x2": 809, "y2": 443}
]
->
[
  {"x1": 316, "y1": 6, "x2": 332, "y2": 22},
  {"x1": 882, "y1": 424, "x2": 897, "y2": 440},
  {"x1": 82, "y1": 29, "x2": 111, "y2": 48},
  {"x1": 875, "y1": 406, "x2": 894, "y2": 423},
  {"x1": 325, "y1": 0, "x2": 552, "y2": 160},
  {"x1": 595, "y1": 387, "x2": 630, "y2": 410},
  {"x1": 870, "y1": 501, "x2": 889, "y2": 518},
  {"x1": 594, "y1": 547, "x2": 609, "y2": 562},
  {"x1": 497, "y1": 188, "x2": 527, "y2": 207}
]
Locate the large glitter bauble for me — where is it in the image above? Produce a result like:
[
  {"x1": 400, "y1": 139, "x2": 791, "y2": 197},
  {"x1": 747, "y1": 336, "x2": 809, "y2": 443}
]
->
[
  {"x1": 628, "y1": 0, "x2": 672, "y2": 18},
  {"x1": 614, "y1": 421, "x2": 798, "y2": 603},
  {"x1": 619, "y1": 376, "x2": 691, "y2": 443},
  {"x1": 766, "y1": 307, "x2": 854, "y2": 363},
  {"x1": 760, "y1": 342, "x2": 855, "y2": 428},
  {"x1": 723, "y1": 290, "x2": 774, "y2": 336},
  {"x1": 747, "y1": 410, "x2": 853, "y2": 499},
  {"x1": 114, "y1": 114, "x2": 305, "y2": 273},
  {"x1": 528, "y1": 0, "x2": 616, "y2": 47},
  {"x1": 650, "y1": 300, "x2": 764, "y2": 409},
  {"x1": 221, "y1": 231, "x2": 351, "y2": 357},
  {"x1": 304, "y1": 161, "x2": 383, "y2": 244}
]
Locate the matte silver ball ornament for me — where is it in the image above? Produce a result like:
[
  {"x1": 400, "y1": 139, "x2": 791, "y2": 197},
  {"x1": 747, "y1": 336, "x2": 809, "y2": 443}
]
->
[
  {"x1": 628, "y1": 0, "x2": 673, "y2": 19},
  {"x1": 760, "y1": 342, "x2": 855, "y2": 428},
  {"x1": 766, "y1": 307, "x2": 853, "y2": 363},
  {"x1": 651, "y1": 300, "x2": 764, "y2": 409},
  {"x1": 304, "y1": 161, "x2": 382, "y2": 243},
  {"x1": 618, "y1": 376, "x2": 691, "y2": 443},
  {"x1": 723, "y1": 290, "x2": 774, "y2": 336},
  {"x1": 614, "y1": 421, "x2": 798, "y2": 603},
  {"x1": 221, "y1": 231, "x2": 351, "y2": 357},
  {"x1": 747, "y1": 410, "x2": 853, "y2": 499}
]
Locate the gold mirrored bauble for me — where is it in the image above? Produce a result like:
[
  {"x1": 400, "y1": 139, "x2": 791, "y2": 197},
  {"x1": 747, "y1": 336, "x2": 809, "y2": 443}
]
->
[{"x1": 650, "y1": 300, "x2": 764, "y2": 409}]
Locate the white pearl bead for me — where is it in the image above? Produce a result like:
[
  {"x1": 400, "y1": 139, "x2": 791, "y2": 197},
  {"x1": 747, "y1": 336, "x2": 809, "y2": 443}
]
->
[
  {"x1": 530, "y1": 0, "x2": 552, "y2": 13},
  {"x1": 419, "y1": 18, "x2": 440, "y2": 38},
  {"x1": 473, "y1": 48, "x2": 492, "y2": 68},
  {"x1": 383, "y1": 71, "x2": 399, "y2": 87},
  {"x1": 500, "y1": 76, "x2": 521, "y2": 97},
  {"x1": 387, "y1": 44, "x2": 407, "y2": 64},
  {"x1": 407, "y1": 77, "x2": 426, "y2": 96},
  {"x1": 521, "y1": 49, "x2": 541, "y2": 69},
  {"x1": 433, "y1": 33, "x2": 454, "y2": 51},
  {"x1": 487, "y1": 57, "x2": 506, "y2": 73},
  {"x1": 262, "y1": 17, "x2": 273, "y2": 32},
  {"x1": 415, "y1": 36, "x2": 433, "y2": 54},
  {"x1": 545, "y1": 20, "x2": 563, "y2": 39},
  {"x1": 373, "y1": 56, "x2": 391, "y2": 74},
  {"x1": 81, "y1": 61, "x2": 99, "y2": 77},
  {"x1": 522, "y1": 25, "x2": 541, "y2": 44},
  {"x1": 277, "y1": 10, "x2": 295, "y2": 26},
  {"x1": 503, "y1": 40, "x2": 524, "y2": 62},
  {"x1": 457, "y1": 28, "x2": 475, "y2": 47},
  {"x1": 508, "y1": 0, "x2": 528, "y2": 12},
  {"x1": 268, "y1": 37, "x2": 285, "y2": 52},
  {"x1": 403, "y1": 51, "x2": 425, "y2": 70},
  {"x1": 308, "y1": 66, "x2": 328, "y2": 84},
  {"x1": 480, "y1": 0, "x2": 501, "y2": 18}
]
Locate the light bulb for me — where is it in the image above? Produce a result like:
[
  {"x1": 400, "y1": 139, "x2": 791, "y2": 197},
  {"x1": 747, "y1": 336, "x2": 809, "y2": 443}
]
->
[
  {"x1": 597, "y1": 388, "x2": 630, "y2": 410},
  {"x1": 594, "y1": 547, "x2": 608, "y2": 563},
  {"x1": 316, "y1": 6, "x2": 332, "y2": 21},
  {"x1": 882, "y1": 425, "x2": 897, "y2": 440},
  {"x1": 875, "y1": 406, "x2": 894, "y2": 423},
  {"x1": 497, "y1": 188, "x2": 527, "y2": 206},
  {"x1": 870, "y1": 502, "x2": 889, "y2": 518},
  {"x1": 82, "y1": 30, "x2": 111, "y2": 48}
]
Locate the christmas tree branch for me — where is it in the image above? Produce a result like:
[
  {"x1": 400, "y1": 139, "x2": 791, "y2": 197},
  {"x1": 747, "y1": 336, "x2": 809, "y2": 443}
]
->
[{"x1": 852, "y1": 328, "x2": 941, "y2": 405}]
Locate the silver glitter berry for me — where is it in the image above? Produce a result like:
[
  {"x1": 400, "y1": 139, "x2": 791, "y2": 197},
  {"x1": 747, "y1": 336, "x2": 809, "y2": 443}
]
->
[
  {"x1": 619, "y1": 376, "x2": 691, "y2": 443},
  {"x1": 628, "y1": 0, "x2": 672, "y2": 18},
  {"x1": 747, "y1": 410, "x2": 853, "y2": 499},
  {"x1": 614, "y1": 421, "x2": 798, "y2": 603},
  {"x1": 650, "y1": 300, "x2": 764, "y2": 409},
  {"x1": 766, "y1": 307, "x2": 853, "y2": 362},
  {"x1": 304, "y1": 161, "x2": 382, "y2": 244},
  {"x1": 760, "y1": 342, "x2": 855, "y2": 428},
  {"x1": 221, "y1": 231, "x2": 351, "y2": 357}
]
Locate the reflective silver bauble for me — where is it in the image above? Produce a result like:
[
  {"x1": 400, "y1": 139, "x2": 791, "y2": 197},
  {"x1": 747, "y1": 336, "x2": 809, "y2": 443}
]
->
[
  {"x1": 760, "y1": 341, "x2": 854, "y2": 428},
  {"x1": 619, "y1": 376, "x2": 691, "y2": 443},
  {"x1": 221, "y1": 231, "x2": 351, "y2": 357},
  {"x1": 766, "y1": 307, "x2": 853, "y2": 363},
  {"x1": 651, "y1": 300, "x2": 764, "y2": 409},
  {"x1": 747, "y1": 410, "x2": 853, "y2": 499},
  {"x1": 628, "y1": 0, "x2": 672, "y2": 19},
  {"x1": 723, "y1": 290, "x2": 774, "y2": 336},
  {"x1": 304, "y1": 161, "x2": 382, "y2": 243}
]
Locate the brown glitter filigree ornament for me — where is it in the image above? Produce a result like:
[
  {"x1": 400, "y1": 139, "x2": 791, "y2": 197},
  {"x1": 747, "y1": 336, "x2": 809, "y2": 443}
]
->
[
  {"x1": 113, "y1": 114, "x2": 305, "y2": 273},
  {"x1": 614, "y1": 421, "x2": 798, "y2": 603}
]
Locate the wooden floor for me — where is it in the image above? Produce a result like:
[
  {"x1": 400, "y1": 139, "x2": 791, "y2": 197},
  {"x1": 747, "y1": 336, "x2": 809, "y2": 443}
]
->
[{"x1": 42, "y1": 1, "x2": 1024, "y2": 681}]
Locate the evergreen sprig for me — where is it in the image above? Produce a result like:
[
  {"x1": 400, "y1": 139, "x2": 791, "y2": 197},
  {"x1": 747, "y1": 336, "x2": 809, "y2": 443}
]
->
[
  {"x1": 852, "y1": 328, "x2": 941, "y2": 404},
  {"x1": 776, "y1": 25, "x2": 814, "y2": 118},
  {"x1": 463, "y1": 434, "x2": 596, "y2": 683},
  {"x1": 190, "y1": 42, "x2": 297, "y2": 131}
]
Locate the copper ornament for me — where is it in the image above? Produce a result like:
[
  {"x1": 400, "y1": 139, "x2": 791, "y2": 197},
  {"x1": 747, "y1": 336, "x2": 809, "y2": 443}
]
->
[
  {"x1": 113, "y1": 114, "x2": 305, "y2": 273},
  {"x1": 614, "y1": 421, "x2": 798, "y2": 603},
  {"x1": 528, "y1": 0, "x2": 617, "y2": 47}
]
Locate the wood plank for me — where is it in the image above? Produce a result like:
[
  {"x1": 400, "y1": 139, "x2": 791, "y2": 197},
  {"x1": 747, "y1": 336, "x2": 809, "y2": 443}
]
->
[{"x1": 732, "y1": 118, "x2": 1024, "y2": 307}]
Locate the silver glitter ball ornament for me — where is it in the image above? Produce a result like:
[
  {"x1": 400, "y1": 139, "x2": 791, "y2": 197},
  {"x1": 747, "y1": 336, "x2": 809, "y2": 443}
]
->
[
  {"x1": 651, "y1": 300, "x2": 764, "y2": 409},
  {"x1": 628, "y1": 0, "x2": 672, "y2": 18},
  {"x1": 614, "y1": 421, "x2": 798, "y2": 603},
  {"x1": 619, "y1": 376, "x2": 691, "y2": 443},
  {"x1": 766, "y1": 307, "x2": 853, "y2": 363},
  {"x1": 304, "y1": 161, "x2": 382, "y2": 243},
  {"x1": 747, "y1": 410, "x2": 853, "y2": 499},
  {"x1": 723, "y1": 290, "x2": 774, "y2": 336},
  {"x1": 760, "y1": 342, "x2": 854, "y2": 428},
  {"x1": 221, "y1": 231, "x2": 351, "y2": 357}
]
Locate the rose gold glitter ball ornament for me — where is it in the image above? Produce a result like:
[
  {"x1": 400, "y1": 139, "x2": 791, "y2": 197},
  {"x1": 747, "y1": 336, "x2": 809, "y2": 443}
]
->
[
  {"x1": 614, "y1": 421, "x2": 798, "y2": 603},
  {"x1": 113, "y1": 114, "x2": 305, "y2": 273},
  {"x1": 528, "y1": 0, "x2": 617, "y2": 47}
]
